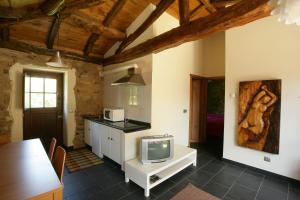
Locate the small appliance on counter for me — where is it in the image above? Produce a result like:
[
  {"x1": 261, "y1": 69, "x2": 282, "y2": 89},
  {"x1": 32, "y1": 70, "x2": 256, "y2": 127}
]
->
[
  {"x1": 103, "y1": 108, "x2": 125, "y2": 122},
  {"x1": 140, "y1": 135, "x2": 174, "y2": 165}
]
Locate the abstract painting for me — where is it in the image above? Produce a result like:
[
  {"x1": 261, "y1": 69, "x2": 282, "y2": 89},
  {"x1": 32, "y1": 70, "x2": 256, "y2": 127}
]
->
[{"x1": 237, "y1": 80, "x2": 281, "y2": 154}]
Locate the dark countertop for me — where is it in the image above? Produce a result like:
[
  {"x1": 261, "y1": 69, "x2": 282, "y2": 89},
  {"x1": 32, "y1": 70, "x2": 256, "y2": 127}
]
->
[{"x1": 82, "y1": 115, "x2": 151, "y2": 133}]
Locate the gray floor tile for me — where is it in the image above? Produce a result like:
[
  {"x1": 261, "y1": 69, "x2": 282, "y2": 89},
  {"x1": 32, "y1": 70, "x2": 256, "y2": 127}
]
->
[
  {"x1": 289, "y1": 187, "x2": 300, "y2": 200},
  {"x1": 225, "y1": 183, "x2": 256, "y2": 200},
  {"x1": 202, "y1": 159, "x2": 226, "y2": 174},
  {"x1": 212, "y1": 171, "x2": 238, "y2": 187},
  {"x1": 188, "y1": 169, "x2": 214, "y2": 187},
  {"x1": 236, "y1": 171, "x2": 264, "y2": 191},
  {"x1": 262, "y1": 176, "x2": 288, "y2": 193},
  {"x1": 202, "y1": 181, "x2": 229, "y2": 198},
  {"x1": 257, "y1": 185, "x2": 287, "y2": 200}
]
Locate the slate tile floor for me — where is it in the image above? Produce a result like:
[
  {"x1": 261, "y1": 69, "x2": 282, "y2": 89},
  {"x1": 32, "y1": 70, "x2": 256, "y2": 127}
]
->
[{"x1": 63, "y1": 145, "x2": 300, "y2": 200}]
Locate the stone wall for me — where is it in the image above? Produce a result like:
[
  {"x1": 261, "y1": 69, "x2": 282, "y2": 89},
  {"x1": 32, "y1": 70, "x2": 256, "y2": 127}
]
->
[
  {"x1": 0, "y1": 49, "x2": 103, "y2": 147},
  {"x1": 0, "y1": 58, "x2": 14, "y2": 144},
  {"x1": 72, "y1": 63, "x2": 103, "y2": 148}
]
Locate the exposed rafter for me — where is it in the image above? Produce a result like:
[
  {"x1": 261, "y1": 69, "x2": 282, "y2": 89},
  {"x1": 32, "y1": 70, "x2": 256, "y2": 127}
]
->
[
  {"x1": 0, "y1": 0, "x2": 106, "y2": 27},
  {"x1": 46, "y1": 15, "x2": 61, "y2": 49},
  {"x1": 67, "y1": 13, "x2": 126, "y2": 40},
  {"x1": 197, "y1": 0, "x2": 217, "y2": 13},
  {"x1": 179, "y1": 0, "x2": 190, "y2": 25},
  {"x1": 212, "y1": 0, "x2": 240, "y2": 8},
  {"x1": 190, "y1": 3, "x2": 204, "y2": 18},
  {"x1": 84, "y1": 33, "x2": 100, "y2": 57},
  {"x1": 103, "y1": 0, "x2": 127, "y2": 27},
  {"x1": 83, "y1": 0, "x2": 127, "y2": 57},
  {"x1": 0, "y1": 27, "x2": 9, "y2": 41},
  {"x1": 115, "y1": 0, "x2": 175, "y2": 54},
  {"x1": 104, "y1": 0, "x2": 271, "y2": 66},
  {"x1": 0, "y1": 40, "x2": 103, "y2": 64}
]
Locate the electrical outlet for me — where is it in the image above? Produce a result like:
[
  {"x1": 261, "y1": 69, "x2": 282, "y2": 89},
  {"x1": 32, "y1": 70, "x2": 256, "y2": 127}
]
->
[
  {"x1": 183, "y1": 109, "x2": 187, "y2": 113},
  {"x1": 264, "y1": 156, "x2": 271, "y2": 162}
]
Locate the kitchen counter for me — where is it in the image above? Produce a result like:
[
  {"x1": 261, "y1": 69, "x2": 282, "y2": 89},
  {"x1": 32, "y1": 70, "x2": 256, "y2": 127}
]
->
[{"x1": 83, "y1": 116, "x2": 151, "y2": 133}]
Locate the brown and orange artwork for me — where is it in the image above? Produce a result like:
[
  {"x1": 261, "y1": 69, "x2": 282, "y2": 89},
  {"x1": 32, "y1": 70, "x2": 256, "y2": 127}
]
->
[{"x1": 237, "y1": 80, "x2": 281, "y2": 154}]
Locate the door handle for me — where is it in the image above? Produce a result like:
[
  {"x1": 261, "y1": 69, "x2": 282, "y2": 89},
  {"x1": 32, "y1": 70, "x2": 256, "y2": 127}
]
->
[{"x1": 57, "y1": 115, "x2": 63, "y2": 119}]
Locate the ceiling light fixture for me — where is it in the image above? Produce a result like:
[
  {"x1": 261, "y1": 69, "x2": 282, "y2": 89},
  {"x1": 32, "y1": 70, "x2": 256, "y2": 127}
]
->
[
  {"x1": 269, "y1": 0, "x2": 300, "y2": 25},
  {"x1": 46, "y1": 13, "x2": 66, "y2": 68}
]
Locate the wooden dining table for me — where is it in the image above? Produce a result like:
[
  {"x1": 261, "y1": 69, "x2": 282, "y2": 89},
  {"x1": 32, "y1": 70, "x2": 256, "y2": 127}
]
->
[{"x1": 0, "y1": 139, "x2": 63, "y2": 200}]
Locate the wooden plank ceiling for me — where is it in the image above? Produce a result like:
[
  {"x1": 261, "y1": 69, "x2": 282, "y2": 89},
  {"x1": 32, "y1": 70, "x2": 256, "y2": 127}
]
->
[{"x1": 0, "y1": 0, "x2": 269, "y2": 65}]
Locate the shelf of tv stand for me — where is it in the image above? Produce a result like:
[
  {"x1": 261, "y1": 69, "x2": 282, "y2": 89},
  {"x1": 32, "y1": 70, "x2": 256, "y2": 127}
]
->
[{"x1": 124, "y1": 145, "x2": 197, "y2": 197}]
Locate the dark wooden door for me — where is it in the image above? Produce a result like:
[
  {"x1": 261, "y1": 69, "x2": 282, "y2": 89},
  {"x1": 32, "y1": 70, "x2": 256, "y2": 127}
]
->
[
  {"x1": 23, "y1": 70, "x2": 63, "y2": 150},
  {"x1": 190, "y1": 78, "x2": 208, "y2": 144}
]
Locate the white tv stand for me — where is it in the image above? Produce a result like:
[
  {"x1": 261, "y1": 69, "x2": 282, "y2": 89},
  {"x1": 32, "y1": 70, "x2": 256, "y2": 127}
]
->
[{"x1": 124, "y1": 145, "x2": 197, "y2": 197}]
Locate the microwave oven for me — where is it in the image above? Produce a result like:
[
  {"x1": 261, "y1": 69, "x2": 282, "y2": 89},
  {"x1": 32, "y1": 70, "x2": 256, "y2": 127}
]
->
[
  {"x1": 140, "y1": 135, "x2": 174, "y2": 164},
  {"x1": 103, "y1": 108, "x2": 125, "y2": 122}
]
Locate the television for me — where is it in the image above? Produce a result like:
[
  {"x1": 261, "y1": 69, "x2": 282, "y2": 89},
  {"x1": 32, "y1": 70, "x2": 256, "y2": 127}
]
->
[{"x1": 140, "y1": 135, "x2": 174, "y2": 164}]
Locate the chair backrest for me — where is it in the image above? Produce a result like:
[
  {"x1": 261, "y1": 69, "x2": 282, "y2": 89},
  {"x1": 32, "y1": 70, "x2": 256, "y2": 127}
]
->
[
  {"x1": 48, "y1": 138, "x2": 57, "y2": 161},
  {"x1": 52, "y1": 146, "x2": 66, "y2": 183}
]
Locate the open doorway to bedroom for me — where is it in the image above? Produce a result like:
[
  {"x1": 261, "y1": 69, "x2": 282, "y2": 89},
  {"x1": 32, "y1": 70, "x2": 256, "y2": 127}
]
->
[{"x1": 189, "y1": 75, "x2": 225, "y2": 158}]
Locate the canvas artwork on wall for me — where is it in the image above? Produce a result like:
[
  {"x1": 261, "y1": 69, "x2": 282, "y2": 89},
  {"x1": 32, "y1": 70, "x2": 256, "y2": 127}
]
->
[{"x1": 237, "y1": 80, "x2": 281, "y2": 154}]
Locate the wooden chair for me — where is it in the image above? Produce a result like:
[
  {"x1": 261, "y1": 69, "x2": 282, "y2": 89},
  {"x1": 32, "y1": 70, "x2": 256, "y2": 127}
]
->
[
  {"x1": 48, "y1": 138, "x2": 57, "y2": 161},
  {"x1": 52, "y1": 146, "x2": 66, "y2": 183}
]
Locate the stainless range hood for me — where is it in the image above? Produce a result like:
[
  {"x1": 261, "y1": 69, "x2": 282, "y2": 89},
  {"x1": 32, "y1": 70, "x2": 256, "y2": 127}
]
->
[{"x1": 111, "y1": 67, "x2": 145, "y2": 86}]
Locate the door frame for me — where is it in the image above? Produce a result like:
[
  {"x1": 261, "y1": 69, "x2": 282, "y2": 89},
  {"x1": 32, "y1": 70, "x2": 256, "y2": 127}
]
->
[{"x1": 188, "y1": 74, "x2": 225, "y2": 146}]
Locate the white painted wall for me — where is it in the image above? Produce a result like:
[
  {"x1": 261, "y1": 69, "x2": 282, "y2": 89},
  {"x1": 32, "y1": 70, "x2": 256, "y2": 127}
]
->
[
  {"x1": 224, "y1": 16, "x2": 300, "y2": 180},
  {"x1": 151, "y1": 12, "x2": 203, "y2": 146},
  {"x1": 202, "y1": 32, "x2": 225, "y2": 77}
]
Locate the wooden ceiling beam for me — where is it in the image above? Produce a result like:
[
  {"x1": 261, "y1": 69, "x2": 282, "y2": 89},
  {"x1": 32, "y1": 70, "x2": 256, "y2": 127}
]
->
[
  {"x1": 103, "y1": 0, "x2": 127, "y2": 27},
  {"x1": 211, "y1": 0, "x2": 240, "y2": 8},
  {"x1": 103, "y1": 0, "x2": 271, "y2": 66},
  {"x1": 84, "y1": 33, "x2": 100, "y2": 57},
  {"x1": 115, "y1": 0, "x2": 175, "y2": 54},
  {"x1": 179, "y1": 0, "x2": 190, "y2": 25},
  {"x1": 67, "y1": 13, "x2": 125, "y2": 40},
  {"x1": 0, "y1": 27, "x2": 9, "y2": 41},
  {"x1": 197, "y1": 0, "x2": 217, "y2": 13},
  {"x1": 0, "y1": 0, "x2": 106, "y2": 27},
  {"x1": 0, "y1": 40, "x2": 103, "y2": 64},
  {"x1": 190, "y1": 4, "x2": 204, "y2": 18},
  {"x1": 83, "y1": 0, "x2": 126, "y2": 57},
  {"x1": 46, "y1": 15, "x2": 61, "y2": 49}
]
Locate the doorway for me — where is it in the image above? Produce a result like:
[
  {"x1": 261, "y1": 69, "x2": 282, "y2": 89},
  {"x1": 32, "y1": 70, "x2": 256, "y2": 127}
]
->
[
  {"x1": 23, "y1": 70, "x2": 64, "y2": 150},
  {"x1": 189, "y1": 75, "x2": 225, "y2": 158}
]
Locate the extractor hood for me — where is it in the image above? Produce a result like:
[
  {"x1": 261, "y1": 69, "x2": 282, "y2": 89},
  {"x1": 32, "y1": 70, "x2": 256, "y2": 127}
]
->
[{"x1": 111, "y1": 67, "x2": 145, "y2": 86}]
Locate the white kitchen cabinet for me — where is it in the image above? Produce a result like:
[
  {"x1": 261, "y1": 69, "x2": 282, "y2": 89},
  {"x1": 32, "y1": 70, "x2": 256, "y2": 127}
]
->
[
  {"x1": 109, "y1": 128, "x2": 121, "y2": 164},
  {"x1": 100, "y1": 125, "x2": 110, "y2": 156},
  {"x1": 84, "y1": 119, "x2": 92, "y2": 145},
  {"x1": 91, "y1": 122, "x2": 103, "y2": 158}
]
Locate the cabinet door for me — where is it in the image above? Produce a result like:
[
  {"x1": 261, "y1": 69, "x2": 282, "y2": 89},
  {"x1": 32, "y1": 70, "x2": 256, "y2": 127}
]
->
[
  {"x1": 109, "y1": 128, "x2": 121, "y2": 164},
  {"x1": 100, "y1": 125, "x2": 110, "y2": 156},
  {"x1": 91, "y1": 123, "x2": 102, "y2": 157},
  {"x1": 84, "y1": 120, "x2": 91, "y2": 145}
]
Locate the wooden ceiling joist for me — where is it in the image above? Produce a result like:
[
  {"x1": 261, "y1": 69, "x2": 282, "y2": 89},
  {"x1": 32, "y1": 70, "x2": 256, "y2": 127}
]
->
[
  {"x1": 190, "y1": 4, "x2": 203, "y2": 18},
  {"x1": 0, "y1": 0, "x2": 106, "y2": 27},
  {"x1": 178, "y1": 0, "x2": 190, "y2": 25},
  {"x1": 0, "y1": 27, "x2": 9, "y2": 41},
  {"x1": 0, "y1": 40, "x2": 103, "y2": 64},
  {"x1": 197, "y1": 0, "x2": 217, "y2": 13},
  {"x1": 103, "y1": 0, "x2": 127, "y2": 27},
  {"x1": 115, "y1": 0, "x2": 175, "y2": 54},
  {"x1": 83, "y1": 0, "x2": 127, "y2": 57},
  {"x1": 46, "y1": 15, "x2": 61, "y2": 49},
  {"x1": 84, "y1": 33, "x2": 99, "y2": 57},
  {"x1": 68, "y1": 13, "x2": 125, "y2": 40},
  {"x1": 104, "y1": 0, "x2": 271, "y2": 66}
]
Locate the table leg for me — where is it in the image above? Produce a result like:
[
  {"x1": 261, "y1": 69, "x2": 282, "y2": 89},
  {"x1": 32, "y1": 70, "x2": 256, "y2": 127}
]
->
[
  {"x1": 125, "y1": 177, "x2": 129, "y2": 183},
  {"x1": 144, "y1": 189, "x2": 149, "y2": 197},
  {"x1": 193, "y1": 160, "x2": 197, "y2": 167}
]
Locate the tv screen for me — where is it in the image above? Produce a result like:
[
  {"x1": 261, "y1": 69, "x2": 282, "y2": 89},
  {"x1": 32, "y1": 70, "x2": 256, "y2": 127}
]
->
[{"x1": 148, "y1": 141, "x2": 170, "y2": 160}]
